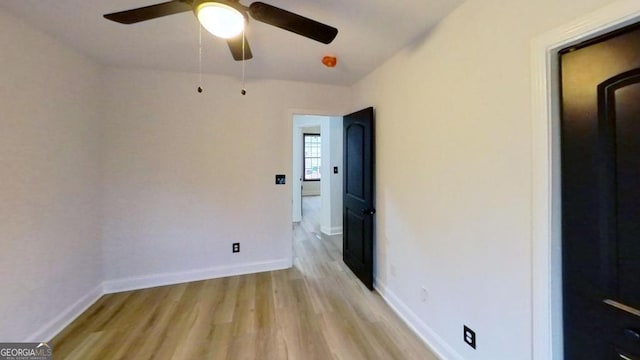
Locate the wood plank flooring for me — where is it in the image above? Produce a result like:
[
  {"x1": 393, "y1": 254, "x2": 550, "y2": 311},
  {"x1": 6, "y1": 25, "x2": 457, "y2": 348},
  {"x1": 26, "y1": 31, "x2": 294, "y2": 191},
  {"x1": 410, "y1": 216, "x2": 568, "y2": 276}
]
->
[{"x1": 51, "y1": 196, "x2": 438, "y2": 359}]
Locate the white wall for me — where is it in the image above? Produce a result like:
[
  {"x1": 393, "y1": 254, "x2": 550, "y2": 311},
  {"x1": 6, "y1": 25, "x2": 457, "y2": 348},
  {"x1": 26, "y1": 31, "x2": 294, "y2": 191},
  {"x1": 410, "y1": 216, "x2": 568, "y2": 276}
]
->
[
  {"x1": 302, "y1": 181, "x2": 321, "y2": 196},
  {"x1": 101, "y1": 69, "x2": 351, "y2": 287},
  {"x1": 0, "y1": 10, "x2": 103, "y2": 341},
  {"x1": 351, "y1": 0, "x2": 619, "y2": 359},
  {"x1": 320, "y1": 117, "x2": 344, "y2": 235}
]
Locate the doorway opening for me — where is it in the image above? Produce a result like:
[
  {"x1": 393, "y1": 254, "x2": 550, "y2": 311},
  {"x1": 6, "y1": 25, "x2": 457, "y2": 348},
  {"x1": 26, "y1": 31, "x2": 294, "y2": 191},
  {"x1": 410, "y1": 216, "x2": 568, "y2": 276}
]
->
[
  {"x1": 290, "y1": 108, "x2": 376, "y2": 292},
  {"x1": 292, "y1": 114, "x2": 344, "y2": 263},
  {"x1": 292, "y1": 113, "x2": 344, "y2": 256},
  {"x1": 290, "y1": 113, "x2": 346, "y2": 291}
]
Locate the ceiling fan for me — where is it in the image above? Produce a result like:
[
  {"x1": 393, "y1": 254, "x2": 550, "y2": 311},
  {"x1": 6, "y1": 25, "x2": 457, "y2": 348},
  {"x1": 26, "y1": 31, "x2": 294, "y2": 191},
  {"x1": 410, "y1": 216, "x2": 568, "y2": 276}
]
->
[{"x1": 103, "y1": 0, "x2": 339, "y2": 61}]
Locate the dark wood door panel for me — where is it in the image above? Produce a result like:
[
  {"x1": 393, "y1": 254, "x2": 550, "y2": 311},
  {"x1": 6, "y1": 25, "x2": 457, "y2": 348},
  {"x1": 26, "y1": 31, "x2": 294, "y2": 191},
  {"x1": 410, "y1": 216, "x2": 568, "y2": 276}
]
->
[
  {"x1": 345, "y1": 209, "x2": 365, "y2": 260},
  {"x1": 343, "y1": 107, "x2": 374, "y2": 290},
  {"x1": 345, "y1": 123, "x2": 366, "y2": 200},
  {"x1": 561, "y1": 21, "x2": 640, "y2": 359}
]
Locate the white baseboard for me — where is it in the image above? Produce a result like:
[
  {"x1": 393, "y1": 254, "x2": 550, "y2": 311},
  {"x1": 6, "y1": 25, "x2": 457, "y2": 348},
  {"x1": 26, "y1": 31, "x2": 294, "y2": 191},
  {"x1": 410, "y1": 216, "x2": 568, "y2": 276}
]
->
[
  {"x1": 374, "y1": 281, "x2": 464, "y2": 360},
  {"x1": 26, "y1": 284, "x2": 103, "y2": 342},
  {"x1": 320, "y1": 226, "x2": 343, "y2": 236},
  {"x1": 103, "y1": 258, "x2": 291, "y2": 294}
]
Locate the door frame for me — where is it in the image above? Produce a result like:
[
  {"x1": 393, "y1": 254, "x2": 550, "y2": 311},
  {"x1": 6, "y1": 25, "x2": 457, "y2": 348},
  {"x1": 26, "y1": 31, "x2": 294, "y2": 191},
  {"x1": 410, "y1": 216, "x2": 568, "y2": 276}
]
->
[
  {"x1": 288, "y1": 108, "x2": 344, "y2": 263},
  {"x1": 531, "y1": 1, "x2": 640, "y2": 359}
]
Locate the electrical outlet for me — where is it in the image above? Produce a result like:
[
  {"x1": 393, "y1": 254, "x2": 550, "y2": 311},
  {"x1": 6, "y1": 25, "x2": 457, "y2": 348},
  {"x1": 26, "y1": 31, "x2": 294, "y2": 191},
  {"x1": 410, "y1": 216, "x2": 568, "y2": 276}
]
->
[
  {"x1": 232, "y1": 243, "x2": 240, "y2": 253},
  {"x1": 420, "y1": 287, "x2": 428, "y2": 302},
  {"x1": 390, "y1": 264, "x2": 397, "y2": 277},
  {"x1": 463, "y1": 325, "x2": 476, "y2": 349}
]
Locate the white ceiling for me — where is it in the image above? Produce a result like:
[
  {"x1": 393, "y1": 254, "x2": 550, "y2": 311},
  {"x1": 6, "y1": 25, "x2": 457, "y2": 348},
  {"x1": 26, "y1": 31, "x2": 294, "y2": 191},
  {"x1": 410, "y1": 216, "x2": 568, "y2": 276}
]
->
[{"x1": 0, "y1": 0, "x2": 463, "y2": 86}]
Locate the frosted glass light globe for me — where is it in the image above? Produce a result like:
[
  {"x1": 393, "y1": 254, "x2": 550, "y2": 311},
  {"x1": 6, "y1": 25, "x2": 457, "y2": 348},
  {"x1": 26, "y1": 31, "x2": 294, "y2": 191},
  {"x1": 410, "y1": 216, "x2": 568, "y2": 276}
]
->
[{"x1": 197, "y1": 2, "x2": 245, "y2": 39}]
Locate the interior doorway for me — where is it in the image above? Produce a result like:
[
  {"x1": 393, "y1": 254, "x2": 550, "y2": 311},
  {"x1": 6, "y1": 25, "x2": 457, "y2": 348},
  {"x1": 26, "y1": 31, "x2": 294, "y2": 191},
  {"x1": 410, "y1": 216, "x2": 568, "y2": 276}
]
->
[{"x1": 292, "y1": 114, "x2": 344, "y2": 236}]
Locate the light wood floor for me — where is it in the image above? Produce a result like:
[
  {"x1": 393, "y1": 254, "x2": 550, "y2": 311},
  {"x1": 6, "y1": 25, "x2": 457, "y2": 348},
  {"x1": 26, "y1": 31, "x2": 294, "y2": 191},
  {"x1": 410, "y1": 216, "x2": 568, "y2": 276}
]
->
[{"x1": 51, "y1": 196, "x2": 438, "y2": 359}]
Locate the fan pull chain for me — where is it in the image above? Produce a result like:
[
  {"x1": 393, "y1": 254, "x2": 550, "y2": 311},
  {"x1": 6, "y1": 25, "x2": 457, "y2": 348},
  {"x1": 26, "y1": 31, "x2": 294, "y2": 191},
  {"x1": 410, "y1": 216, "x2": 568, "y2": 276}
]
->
[
  {"x1": 197, "y1": 25, "x2": 203, "y2": 93},
  {"x1": 241, "y1": 30, "x2": 246, "y2": 96}
]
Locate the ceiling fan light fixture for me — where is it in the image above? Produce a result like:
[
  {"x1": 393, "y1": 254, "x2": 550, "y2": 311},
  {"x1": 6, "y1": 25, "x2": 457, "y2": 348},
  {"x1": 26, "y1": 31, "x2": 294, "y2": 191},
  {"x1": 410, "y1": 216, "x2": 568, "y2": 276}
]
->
[{"x1": 196, "y1": 1, "x2": 245, "y2": 39}]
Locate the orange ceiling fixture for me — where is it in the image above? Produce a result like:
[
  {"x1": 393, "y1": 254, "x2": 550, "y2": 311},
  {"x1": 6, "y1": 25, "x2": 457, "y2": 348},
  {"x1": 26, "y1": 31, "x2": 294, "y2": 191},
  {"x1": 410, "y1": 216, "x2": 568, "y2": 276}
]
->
[{"x1": 322, "y1": 56, "x2": 337, "y2": 68}]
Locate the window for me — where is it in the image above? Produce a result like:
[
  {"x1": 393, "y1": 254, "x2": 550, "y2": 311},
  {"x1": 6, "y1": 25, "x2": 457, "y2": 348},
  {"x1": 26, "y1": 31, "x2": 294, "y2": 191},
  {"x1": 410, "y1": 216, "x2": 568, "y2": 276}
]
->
[{"x1": 303, "y1": 133, "x2": 321, "y2": 181}]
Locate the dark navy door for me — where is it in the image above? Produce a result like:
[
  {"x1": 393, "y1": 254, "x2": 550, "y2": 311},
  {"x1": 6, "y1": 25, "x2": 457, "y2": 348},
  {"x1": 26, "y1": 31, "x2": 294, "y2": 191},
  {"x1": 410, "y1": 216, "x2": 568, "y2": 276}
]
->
[
  {"x1": 560, "y1": 22, "x2": 640, "y2": 360},
  {"x1": 343, "y1": 107, "x2": 375, "y2": 290}
]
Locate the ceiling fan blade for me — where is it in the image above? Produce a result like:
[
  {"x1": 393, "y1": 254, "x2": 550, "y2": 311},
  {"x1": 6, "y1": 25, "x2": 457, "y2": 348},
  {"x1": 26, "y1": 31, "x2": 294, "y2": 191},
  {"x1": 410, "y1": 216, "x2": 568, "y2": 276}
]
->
[
  {"x1": 227, "y1": 35, "x2": 253, "y2": 61},
  {"x1": 248, "y1": 2, "x2": 338, "y2": 44},
  {"x1": 104, "y1": 1, "x2": 192, "y2": 24}
]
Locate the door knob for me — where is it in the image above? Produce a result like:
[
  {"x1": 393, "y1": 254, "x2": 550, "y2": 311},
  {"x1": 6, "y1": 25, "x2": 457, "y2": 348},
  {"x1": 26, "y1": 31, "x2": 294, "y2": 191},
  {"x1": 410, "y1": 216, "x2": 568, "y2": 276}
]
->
[{"x1": 362, "y1": 208, "x2": 376, "y2": 215}]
